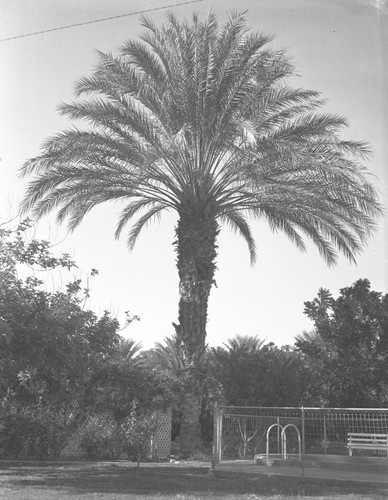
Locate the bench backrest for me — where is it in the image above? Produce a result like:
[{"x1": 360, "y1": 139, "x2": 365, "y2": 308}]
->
[{"x1": 347, "y1": 432, "x2": 388, "y2": 445}]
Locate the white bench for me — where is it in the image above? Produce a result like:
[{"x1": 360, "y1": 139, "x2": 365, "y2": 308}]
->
[{"x1": 347, "y1": 432, "x2": 388, "y2": 457}]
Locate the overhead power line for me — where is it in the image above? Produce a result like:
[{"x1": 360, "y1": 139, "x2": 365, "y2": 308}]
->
[{"x1": 0, "y1": 0, "x2": 204, "y2": 42}]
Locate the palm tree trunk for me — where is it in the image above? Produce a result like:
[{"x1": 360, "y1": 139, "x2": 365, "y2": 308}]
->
[
  {"x1": 173, "y1": 213, "x2": 219, "y2": 453},
  {"x1": 179, "y1": 378, "x2": 202, "y2": 453}
]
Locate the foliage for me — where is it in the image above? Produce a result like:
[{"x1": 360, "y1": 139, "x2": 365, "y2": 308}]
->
[
  {"x1": 0, "y1": 399, "x2": 70, "y2": 459},
  {"x1": 0, "y1": 220, "x2": 120, "y2": 405},
  {"x1": 296, "y1": 279, "x2": 388, "y2": 407},
  {"x1": 79, "y1": 417, "x2": 122, "y2": 459},
  {"x1": 0, "y1": 220, "x2": 126, "y2": 458},
  {"x1": 121, "y1": 400, "x2": 158, "y2": 466},
  {"x1": 77, "y1": 400, "x2": 162, "y2": 463},
  {"x1": 0, "y1": 218, "x2": 75, "y2": 277},
  {"x1": 210, "y1": 335, "x2": 308, "y2": 407},
  {"x1": 83, "y1": 341, "x2": 178, "y2": 425},
  {"x1": 0, "y1": 400, "x2": 28, "y2": 458},
  {"x1": 0, "y1": 221, "x2": 172, "y2": 461},
  {"x1": 144, "y1": 335, "x2": 187, "y2": 441},
  {"x1": 0, "y1": 220, "x2": 176, "y2": 461},
  {"x1": 19, "y1": 11, "x2": 382, "y2": 450},
  {"x1": 144, "y1": 335, "x2": 220, "y2": 447},
  {"x1": 146, "y1": 335, "x2": 187, "y2": 386}
]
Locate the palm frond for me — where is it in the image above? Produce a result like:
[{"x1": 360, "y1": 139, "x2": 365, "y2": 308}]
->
[
  {"x1": 219, "y1": 209, "x2": 256, "y2": 264},
  {"x1": 126, "y1": 204, "x2": 166, "y2": 250},
  {"x1": 115, "y1": 199, "x2": 167, "y2": 240}
]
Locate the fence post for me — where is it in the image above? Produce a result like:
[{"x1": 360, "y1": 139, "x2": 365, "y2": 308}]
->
[
  {"x1": 324, "y1": 412, "x2": 327, "y2": 455},
  {"x1": 301, "y1": 406, "x2": 305, "y2": 477},
  {"x1": 212, "y1": 403, "x2": 222, "y2": 471}
]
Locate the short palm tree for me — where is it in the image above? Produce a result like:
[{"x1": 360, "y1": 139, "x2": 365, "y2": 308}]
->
[
  {"x1": 223, "y1": 335, "x2": 266, "y2": 354},
  {"x1": 20, "y1": 12, "x2": 382, "y2": 451},
  {"x1": 111, "y1": 338, "x2": 144, "y2": 366},
  {"x1": 146, "y1": 334, "x2": 187, "y2": 384}
]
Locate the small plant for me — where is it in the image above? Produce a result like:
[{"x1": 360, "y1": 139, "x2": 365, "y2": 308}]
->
[{"x1": 121, "y1": 400, "x2": 158, "y2": 468}]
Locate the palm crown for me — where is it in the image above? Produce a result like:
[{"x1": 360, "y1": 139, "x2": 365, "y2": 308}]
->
[
  {"x1": 21, "y1": 12, "x2": 380, "y2": 265},
  {"x1": 20, "y1": 11, "x2": 382, "y2": 451}
]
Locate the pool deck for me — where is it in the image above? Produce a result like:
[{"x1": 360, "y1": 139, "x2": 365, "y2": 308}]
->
[{"x1": 214, "y1": 456, "x2": 388, "y2": 484}]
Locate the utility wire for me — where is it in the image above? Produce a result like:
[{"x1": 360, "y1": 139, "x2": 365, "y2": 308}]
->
[{"x1": 0, "y1": 0, "x2": 204, "y2": 42}]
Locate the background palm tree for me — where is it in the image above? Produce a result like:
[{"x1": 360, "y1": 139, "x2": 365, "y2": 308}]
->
[
  {"x1": 111, "y1": 338, "x2": 143, "y2": 367},
  {"x1": 146, "y1": 334, "x2": 186, "y2": 384},
  {"x1": 20, "y1": 12, "x2": 382, "y2": 451},
  {"x1": 223, "y1": 335, "x2": 266, "y2": 354}
]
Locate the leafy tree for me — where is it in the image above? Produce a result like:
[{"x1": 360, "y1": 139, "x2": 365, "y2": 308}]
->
[
  {"x1": 0, "y1": 220, "x2": 117, "y2": 401},
  {"x1": 0, "y1": 281, "x2": 119, "y2": 404},
  {"x1": 0, "y1": 220, "x2": 122, "y2": 458},
  {"x1": 20, "y1": 12, "x2": 382, "y2": 450},
  {"x1": 296, "y1": 279, "x2": 388, "y2": 407},
  {"x1": 210, "y1": 335, "x2": 307, "y2": 407}
]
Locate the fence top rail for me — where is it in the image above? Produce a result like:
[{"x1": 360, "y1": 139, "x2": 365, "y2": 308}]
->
[
  {"x1": 222, "y1": 413, "x2": 301, "y2": 419},
  {"x1": 217, "y1": 406, "x2": 388, "y2": 411}
]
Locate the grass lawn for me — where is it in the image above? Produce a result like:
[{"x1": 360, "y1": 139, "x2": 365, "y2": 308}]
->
[{"x1": 0, "y1": 460, "x2": 387, "y2": 500}]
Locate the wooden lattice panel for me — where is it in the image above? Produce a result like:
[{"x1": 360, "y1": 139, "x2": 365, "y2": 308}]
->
[{"x1": 150, "y1": 407, "x2": 172, "y2": 458}]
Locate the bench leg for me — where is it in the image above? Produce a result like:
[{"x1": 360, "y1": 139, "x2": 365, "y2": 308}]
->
[{"x1": 349, "y1": 447, "x2": 352, "y2": 456}]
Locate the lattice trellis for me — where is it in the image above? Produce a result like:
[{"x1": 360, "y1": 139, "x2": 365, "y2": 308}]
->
[
  {"x1": 60, "y1": 411, "x2": 116, "y2": 458},
  {"x1": 150, "y1": 408, "x2": 172, "y2": 459}
]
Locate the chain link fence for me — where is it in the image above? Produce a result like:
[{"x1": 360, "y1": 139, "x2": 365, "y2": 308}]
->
[
  {"x1": 0, "y1": 402, "x2": 172, "y2": 460},
  {"x1": 60, "y1": 407, "x2": 172, "y2": 459},
  {"x1": 212, "y1": 406, "x2": 388, "y2": 483}
]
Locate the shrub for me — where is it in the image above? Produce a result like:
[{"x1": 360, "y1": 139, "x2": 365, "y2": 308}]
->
[
  {"x1": 121, "y1": 400, "x2": 158, "y2": 466},
  {"x1": 78, "y1": 416, "x2": 122, "y2": 459},
  {"x1": 0, "y1": 403, "x2": 30, "y2": 458},
  {"x1": 0, "y1": 400, "x2": 68, "y2": 459}
]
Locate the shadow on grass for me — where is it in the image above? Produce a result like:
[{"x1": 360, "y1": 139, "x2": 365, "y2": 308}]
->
[{"x1": 0, "y1": 461, "x2": 387, "y2": 498}]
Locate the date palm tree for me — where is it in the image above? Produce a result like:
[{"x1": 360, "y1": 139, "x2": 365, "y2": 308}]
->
[
  {"x1": 20, "y1": 12, "x2": 382, "y2": 451},
  {"x1": 223, "y1": 335, "x2": 266, "y2": 354}
]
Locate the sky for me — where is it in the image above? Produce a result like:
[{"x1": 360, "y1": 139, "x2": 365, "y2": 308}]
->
[{"x1": 0, "y1": 0, "x2": 387, "y2": 349}]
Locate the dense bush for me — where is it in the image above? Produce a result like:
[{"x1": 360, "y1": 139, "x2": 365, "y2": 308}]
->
[
  {"x1": 77, "y1": 403, "x2": 160, "y2": 463},
  {"x1": 208, "y1": 336, "x2": 308, "y2": 407},
  {"x1": 78, "y1": 417, "x2": 122, "y2": 459},
  {"x1": 0, "y1": 402, "x2": 29, "y2": 458},
  {"x1": 0, "y1": 400, "x2": 69, "y2": 459}
]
